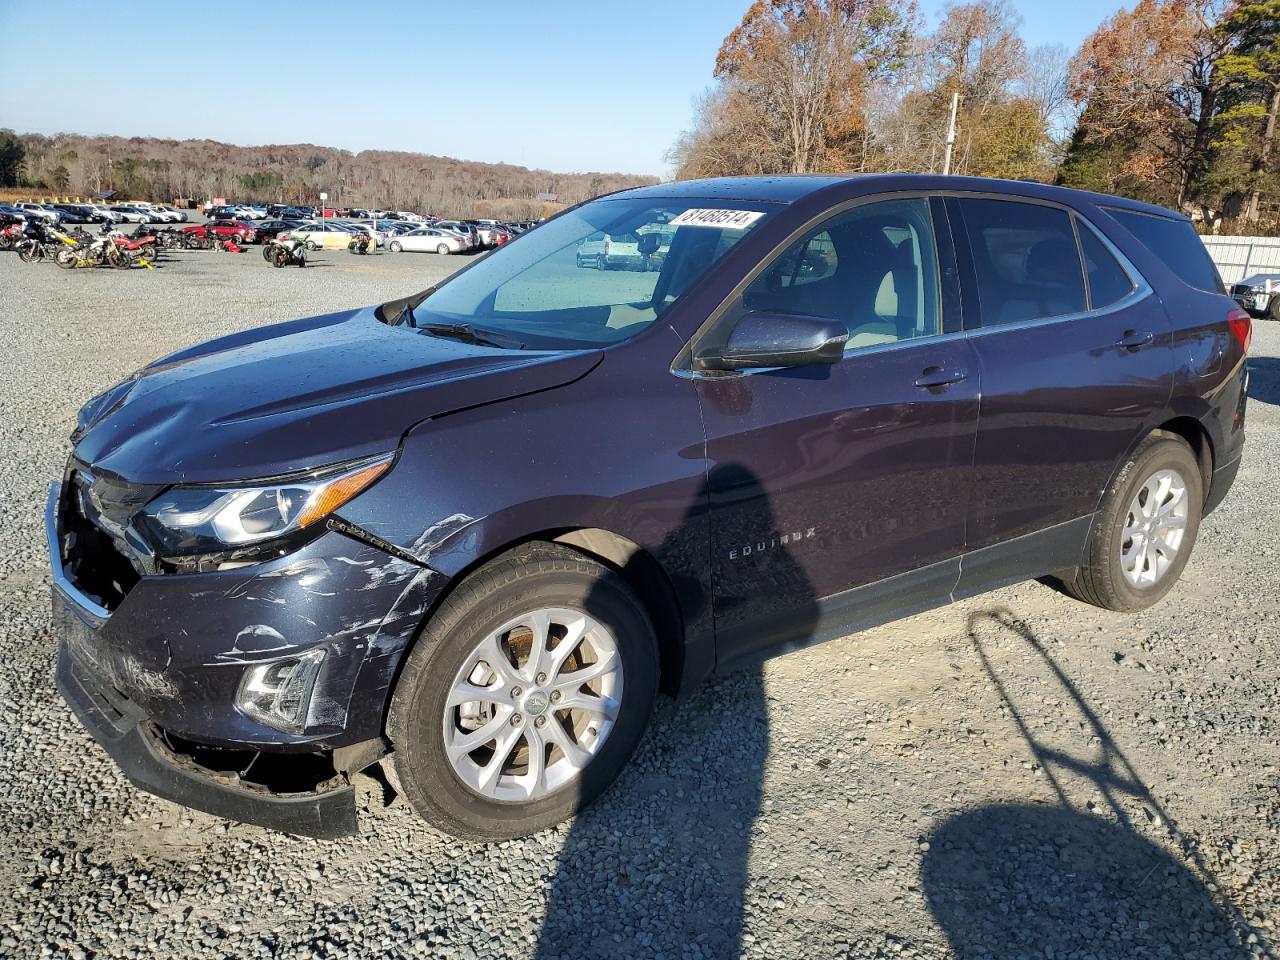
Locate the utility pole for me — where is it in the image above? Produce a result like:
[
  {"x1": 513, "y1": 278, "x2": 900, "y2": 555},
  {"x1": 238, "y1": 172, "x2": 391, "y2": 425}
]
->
[{"x1": 942, "y1": 91, "x2": 960, "y2": 176}]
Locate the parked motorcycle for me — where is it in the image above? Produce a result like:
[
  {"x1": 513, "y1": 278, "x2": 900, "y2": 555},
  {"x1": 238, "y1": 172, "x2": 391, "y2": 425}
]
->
[
  {"x1": 264, "y1": 237, "x2": 306, "y2": 267},
  {"x1": 0, "y1": 222, "x2": 23, "y2": 251},
  {"x1": 113, "y1": 227, "x2": 160, "y2": 262},
  {"x1": 55, "y1": 228, "x2": 141, "y2": 269},
  {"x1": 348, "y1": 232, "x2": 371, "y2": 255},
  {"x1": 154, "y1": 227, "x2": 187, "y2": 249},
  {"x1": 15, "y1": 221, "x2": 78, "y2": 263}
]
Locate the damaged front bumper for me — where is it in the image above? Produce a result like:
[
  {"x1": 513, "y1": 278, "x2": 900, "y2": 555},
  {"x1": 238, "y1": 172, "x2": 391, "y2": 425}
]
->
[
  {"x1": 56, "y1": 640, "x2": 359, "y2": 838},
  {"x1": 46, "y1": 482, "x2": 447, "y2": 837}
]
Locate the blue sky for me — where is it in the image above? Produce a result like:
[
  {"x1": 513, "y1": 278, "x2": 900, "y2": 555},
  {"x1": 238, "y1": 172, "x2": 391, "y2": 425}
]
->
[{"x1": 0, "y1": 0, "x2": 1125, "y2": 177}]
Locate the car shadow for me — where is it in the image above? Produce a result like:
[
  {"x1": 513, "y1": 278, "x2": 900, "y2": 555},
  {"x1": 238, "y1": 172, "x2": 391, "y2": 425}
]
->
[
  {"x1": 923, "y1": 607, "x2": 1261, "y2": 958},
  {"x1": 532, "y1": 464, "x2": 818, "y2": 960},
  {"x1": 1246, "y1": 355, "x2": 1280, "y2": 405}
]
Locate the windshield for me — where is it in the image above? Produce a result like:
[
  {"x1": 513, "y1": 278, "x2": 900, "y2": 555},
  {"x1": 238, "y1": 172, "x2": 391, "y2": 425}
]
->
[{"x1": 407, "y1": 197, "x2": 774, "y2": 349}]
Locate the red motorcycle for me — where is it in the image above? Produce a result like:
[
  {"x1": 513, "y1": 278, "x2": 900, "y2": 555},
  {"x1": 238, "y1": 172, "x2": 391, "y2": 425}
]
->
[
  {"x1": 112, "y1": 228, "x2": 159, "y2": 262},
  {"x1": 0, "y1": 222, "x2": 24, "y2": 251}
]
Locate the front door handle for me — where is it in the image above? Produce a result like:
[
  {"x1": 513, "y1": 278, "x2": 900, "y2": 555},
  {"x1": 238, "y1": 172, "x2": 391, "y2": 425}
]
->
[
  {"x1": 1116, "y1": 330, "x2": 1155, "y2": 350},
  {"x1": 914, "y1": 366, "x2": 969, "y2": 388}
]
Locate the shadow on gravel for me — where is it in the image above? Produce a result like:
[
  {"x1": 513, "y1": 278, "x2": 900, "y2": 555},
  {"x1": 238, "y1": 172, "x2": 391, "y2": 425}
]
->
[
  {"x1": 923, "y1": 608, "x2": 1259, "y2": 959},
  {"x1": 1246, "y1": 355, "x2": 1280, "y2": 406},
  {"x1": 533, "y1": 465, "x2": 816, "y2": 960}
]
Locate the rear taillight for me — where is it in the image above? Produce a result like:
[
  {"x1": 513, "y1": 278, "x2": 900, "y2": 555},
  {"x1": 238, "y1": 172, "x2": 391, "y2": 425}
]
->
[{"x1": 1227, "y1": 307, "x2": 1252, "y2": 354}]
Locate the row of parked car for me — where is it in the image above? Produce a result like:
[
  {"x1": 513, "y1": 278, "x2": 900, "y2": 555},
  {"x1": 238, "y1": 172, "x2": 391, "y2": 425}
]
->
[
  {"x1": 198, "y1": 209, "x2": 540, "y2": 255},
  {"x1": 0, "y1": 201, "x2": 190, "y2": 225}
]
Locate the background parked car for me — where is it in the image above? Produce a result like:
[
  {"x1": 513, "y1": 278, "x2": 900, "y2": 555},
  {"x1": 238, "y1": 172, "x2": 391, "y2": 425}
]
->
[
  {"x1": 182, "y1": 220, "x2": 260, "y2": 243},
  {"x1": 51, "y1": 204, "x2": 94, "y2": 223},
  {"x1": 281, "y1": 222, "x2": 355, "y2": 250},
  {"x1": 89, "y1": 205, "x2": 125, "y2": 223},
  {"x1": 431, "y1": 220, "x2": 480, "y2": 249},
  {"x1": 267, "y1": 204, "x2": 310, "y2": 219},
  {"x1": 252, "y1": 219, "x2": 306, "y2": 241},
  {"x1": 1231, "y1": 273, "x2": 1280, "y2": 320},
  {"x1": 576, "y1": 230, "x2": 646, "y2": 270},
  {"x1": 386, "y1": 226, "x2": 465, "y2": 254},
  {"x1": 108, "y1": 206, "x2": 150, "y2": 223},
  {"x1": 17, "y1": 203, "x2": 61, "y2": 223}
]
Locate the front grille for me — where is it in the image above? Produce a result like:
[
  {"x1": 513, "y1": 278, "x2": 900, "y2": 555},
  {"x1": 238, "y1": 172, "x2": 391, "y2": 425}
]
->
[{"x1": 58, "y1": 463, "x2": 162, "y2": 611}]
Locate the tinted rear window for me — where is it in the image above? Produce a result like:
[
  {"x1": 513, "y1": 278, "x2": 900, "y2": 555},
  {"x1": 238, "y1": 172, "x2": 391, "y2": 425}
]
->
[
  {"x1": 1106, "y1": 209, "x2": 1222, "y2": 294},
  {"x1": 957, "y1": 198, "x2": 1086, "y2": 326},
  {"x1": 1076, "y1": 221, "x2": 1136, "y2": 309}
]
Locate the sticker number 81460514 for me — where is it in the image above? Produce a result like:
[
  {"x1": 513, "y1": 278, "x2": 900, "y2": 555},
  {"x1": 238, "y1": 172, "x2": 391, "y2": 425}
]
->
[{"x1": 668, "y1": 208, "x2": 766, "y2": 229}]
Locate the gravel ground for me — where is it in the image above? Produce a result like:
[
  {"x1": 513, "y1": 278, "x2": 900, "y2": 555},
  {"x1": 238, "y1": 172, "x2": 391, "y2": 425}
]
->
[{"x1": 0, "y1": 245, "x2": 1277, "y2": 960}]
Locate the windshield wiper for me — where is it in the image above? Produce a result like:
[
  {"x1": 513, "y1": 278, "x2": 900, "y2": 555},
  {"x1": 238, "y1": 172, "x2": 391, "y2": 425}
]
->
[{"x1": 417, "y1": 322, "x2": 526, "y2": 349}]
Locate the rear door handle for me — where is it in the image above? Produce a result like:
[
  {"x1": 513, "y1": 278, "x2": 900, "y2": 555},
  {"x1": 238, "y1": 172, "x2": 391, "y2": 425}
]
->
[
  {"x1": 914, "y1": 366, "x2": 969, "y2": 388},
  {"x1": 1116, "y1": 330, "x2": 1154, "y2": 349}
]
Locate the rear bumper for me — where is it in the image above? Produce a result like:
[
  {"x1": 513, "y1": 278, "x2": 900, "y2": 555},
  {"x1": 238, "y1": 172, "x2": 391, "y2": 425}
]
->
[
  {"x1": 57, "y1": 640, "x2": 358, "y2": 838},
  {"x1": 1203, "y1": 452, "x2": 1242, "y2": 517}
]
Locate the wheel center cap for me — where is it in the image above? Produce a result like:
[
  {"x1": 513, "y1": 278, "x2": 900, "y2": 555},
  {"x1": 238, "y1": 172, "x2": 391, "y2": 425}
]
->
[{"x1": 523, "y1": 691, "x2": 549, "y2": 716}]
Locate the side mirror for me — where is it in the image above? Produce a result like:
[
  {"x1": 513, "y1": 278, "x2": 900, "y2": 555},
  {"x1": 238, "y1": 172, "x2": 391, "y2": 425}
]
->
[{"x1": 696, "y1": 312, "x2": 848, "y2": 371}]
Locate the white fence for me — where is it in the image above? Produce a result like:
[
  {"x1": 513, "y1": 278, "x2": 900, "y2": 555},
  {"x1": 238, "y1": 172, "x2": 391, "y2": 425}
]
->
[{"x1": 1202, "y1": 235, "x2": 1280, "y2": 285}]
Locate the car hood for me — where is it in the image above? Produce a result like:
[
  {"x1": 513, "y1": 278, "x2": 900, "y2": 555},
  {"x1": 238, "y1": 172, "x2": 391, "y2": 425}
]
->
[{"x1": 72, "y1": 307, "x2": 602, "y2": 485}]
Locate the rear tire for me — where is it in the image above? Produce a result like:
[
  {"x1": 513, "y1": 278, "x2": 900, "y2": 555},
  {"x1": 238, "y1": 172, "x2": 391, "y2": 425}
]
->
[
  {"x1": 1063, "y1": 434, "x2": 1202, "y2": 612},
  {"x1": 437, "y1": 243, "x2": 450, "y2": 255},
  {"x1": 388, "y1": 543, "x2": 658, "y2": 840},
  {"x1": 1268, "y1": 296, "x2": 1280, "y2": 322}
]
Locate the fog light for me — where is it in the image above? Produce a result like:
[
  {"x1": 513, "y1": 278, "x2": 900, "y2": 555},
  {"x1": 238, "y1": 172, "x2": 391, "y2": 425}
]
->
[{"x1": 236, "y1": 650, "x2": 326, "y2": 733}]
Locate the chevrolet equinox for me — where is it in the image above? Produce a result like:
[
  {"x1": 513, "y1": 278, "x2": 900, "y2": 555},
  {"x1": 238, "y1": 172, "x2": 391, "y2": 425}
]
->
[{"x1": 50, "y1": 175, "x2": 1249, "y2": 840}]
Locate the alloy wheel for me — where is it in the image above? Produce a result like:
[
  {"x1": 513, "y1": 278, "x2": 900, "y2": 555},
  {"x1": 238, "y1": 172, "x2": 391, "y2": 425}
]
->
[
  {"x1": 442, "y1": 607, "x2": 622, "y2": 801},
  {"x1": 1120, "y1": 468, "x2": 1188, "y2": 588}
]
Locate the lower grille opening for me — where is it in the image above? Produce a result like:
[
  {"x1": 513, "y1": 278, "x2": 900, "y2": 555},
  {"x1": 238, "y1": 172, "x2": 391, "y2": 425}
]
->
[
  {"x1": 153, "y1": 728, "x2": 342, "y2": 795},
  {"x1": 62, "y1": 520, "x2": 139, "y2": 611}
]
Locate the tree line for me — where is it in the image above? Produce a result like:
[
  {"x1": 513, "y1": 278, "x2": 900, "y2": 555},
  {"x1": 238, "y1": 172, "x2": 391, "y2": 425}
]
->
[
  {"x1": 0, "y1": 131, "x2": 657, "y2": 220},
  {"x1": 670, "y1": 0, "x2": 1280, "y2": 234}
]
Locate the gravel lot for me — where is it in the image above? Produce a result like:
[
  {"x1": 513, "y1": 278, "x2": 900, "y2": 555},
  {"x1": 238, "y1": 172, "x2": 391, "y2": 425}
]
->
[{"x1": 0, "y1": 244, "x2": 1277, "y2": 960}]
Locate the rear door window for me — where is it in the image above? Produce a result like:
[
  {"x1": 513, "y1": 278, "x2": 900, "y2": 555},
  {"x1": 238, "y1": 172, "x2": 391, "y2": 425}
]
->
[
  {"x1": 956, "y1": 198, "x2": 1086, "y2": 327},
  {"x1": 1076, "y1": 219, "x2": 1136, "y2": 309},
  {"x1": 1105, "y1": 208, "x2": 1222, "y2": 294}
]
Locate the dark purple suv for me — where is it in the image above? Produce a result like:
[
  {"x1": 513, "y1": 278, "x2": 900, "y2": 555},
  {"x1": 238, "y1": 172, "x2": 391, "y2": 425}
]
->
[{"x1": 50, "y1": 175, "x2": 1250, "y2": 839}]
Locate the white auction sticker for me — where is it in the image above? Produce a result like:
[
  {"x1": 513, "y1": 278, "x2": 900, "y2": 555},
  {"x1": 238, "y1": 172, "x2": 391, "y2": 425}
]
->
[{"x1": 669, "y1": 208, "x2": 766, "y2": 229}]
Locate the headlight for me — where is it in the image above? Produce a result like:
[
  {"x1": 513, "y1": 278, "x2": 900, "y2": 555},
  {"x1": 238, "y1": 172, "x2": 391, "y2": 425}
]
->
[{"x1": 137, "y1": 454, "x2": 392, "y2": 561}]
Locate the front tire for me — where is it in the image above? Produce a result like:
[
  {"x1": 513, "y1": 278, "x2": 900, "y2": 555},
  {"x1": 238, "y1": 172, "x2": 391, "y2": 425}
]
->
[
  {"x1": 389, "y1": 240, "x2": 402, "y2": 253},
  {"x1": 1063, "y1": 434, "x2": 1202, "y2": 612},
  {"x1": 388, "y1": 544, "x2": 658, "y2": 840},
  {"x1": 1268, "y1": 296, "x2": 1280, "y2": 322}
]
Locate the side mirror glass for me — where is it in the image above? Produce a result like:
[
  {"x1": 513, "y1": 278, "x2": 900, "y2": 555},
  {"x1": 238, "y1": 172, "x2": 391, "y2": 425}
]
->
[{"x1": 696, "y1": 312, "x2": 848, "y2": 371}]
